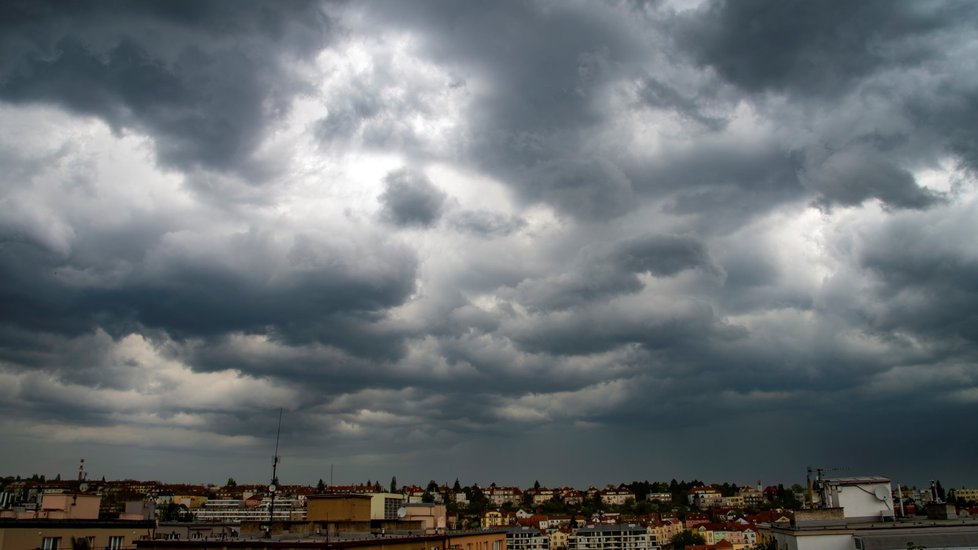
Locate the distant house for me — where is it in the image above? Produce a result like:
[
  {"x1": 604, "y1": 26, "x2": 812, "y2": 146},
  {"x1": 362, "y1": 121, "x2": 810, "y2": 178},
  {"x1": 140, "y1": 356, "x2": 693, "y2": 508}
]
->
[
  {"x1": 687, "y1": 487, "x2": 722, "y2": 510},
  {"x1": 599, "y1": 488, "x2": 635, "y2": 507}
]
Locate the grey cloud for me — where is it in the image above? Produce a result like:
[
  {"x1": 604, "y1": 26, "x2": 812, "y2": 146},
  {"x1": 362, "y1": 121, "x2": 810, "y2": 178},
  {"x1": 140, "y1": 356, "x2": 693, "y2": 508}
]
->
[
  {"x1": 613, "y1": 234, "x2": 720, "y2": 277},
  {"x1": 803, "y1": 148, "x2": 943, "y2": 210},
  {"x1": 447, "y1": 210, "x2": 526, "y2": 237},
  {"x1": 0, "y1": 220, "x2": 419, "y2": 359},
  {"x1": 635, "y1": 76, "x2": 728, "y2": 131},
  {"x1": 2, "y1": 0, "x2": 978, "y2": 486},
  {"x1": 0, "y1": 0, "x2": 332, "y2": 177},
  {"x1": 632, "y1": 146, "x2": 806, "y2": 232},
  {"x1": 676, "y1": 0, "x2": 965, "y2": 96},
  {"x1": 850, "y1": 215, "x2": 978, "y2": 342},
  {"x1": 514, "y1": 265, "x2": 643, "y2": 312},
  {"x1": 512, "y1": 234, "x2": 719, "y2": 312},
  {"x1": 528, "y1": 158, "x2": 636, "y2": 221},
  {"x1": 358, "y1": 2, "x2": 646, "y2": 221},
  {"x1": 378, "y1": 168, "x2": 447, "y2": 228},
  {"x1": 507, "y1": 300, "x2": 747, "y2": 357}
]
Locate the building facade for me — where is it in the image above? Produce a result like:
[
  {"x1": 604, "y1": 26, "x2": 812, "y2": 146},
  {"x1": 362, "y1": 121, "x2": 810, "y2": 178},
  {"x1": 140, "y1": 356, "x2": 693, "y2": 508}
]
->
[{"x1": 570, "y1": 525, "x2": 655, "y2": 550}]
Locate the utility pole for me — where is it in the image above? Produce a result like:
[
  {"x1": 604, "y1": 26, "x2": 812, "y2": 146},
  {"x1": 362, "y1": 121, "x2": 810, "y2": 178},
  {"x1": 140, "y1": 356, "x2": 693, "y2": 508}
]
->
[{"x1": 268, "y1": 408, "x2": 283, "y2": 532}]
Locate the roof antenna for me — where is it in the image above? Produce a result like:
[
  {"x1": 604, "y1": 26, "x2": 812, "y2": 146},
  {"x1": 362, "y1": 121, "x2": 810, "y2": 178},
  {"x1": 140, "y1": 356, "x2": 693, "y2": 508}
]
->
[{"x1": 268, "y1": 408, "x2": 284, "y2": 531}]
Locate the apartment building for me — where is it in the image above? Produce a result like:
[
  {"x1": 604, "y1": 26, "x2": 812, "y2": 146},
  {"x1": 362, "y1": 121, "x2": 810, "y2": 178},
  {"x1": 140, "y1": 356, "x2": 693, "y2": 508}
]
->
[
  {"x1": 506, "y1": 526, "x2": 549, "y2": 550},
  {"x1": 486, "y1": 487, "x2": 523, "y2": 508},
  {"x1": 570, "y1": 525, "x2": 656, "y2": 550},
  {"x1": 599, "y1": 489, "x2": 635, "y2": 507},
  {"x1": 192, "y1": 498, "x2": 305, "y2": 523},
  {"x1": 0, "y1": 519, "x2": 156, "y2": 550},
  {"x1": 687, "y1": 488, "x2": 722, "y2": 510}
]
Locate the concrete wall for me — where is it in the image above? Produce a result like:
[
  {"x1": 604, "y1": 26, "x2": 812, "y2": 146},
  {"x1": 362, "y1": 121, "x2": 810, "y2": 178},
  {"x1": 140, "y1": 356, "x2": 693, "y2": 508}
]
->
[
  {"x1": 836, "y1": 484, "x2": 892, "y2": 520},
  {"x1": 770, "y1": 532, "x2": 852, "y2": 550},
  {"x1": 39, "y1": 495, "x2": 101, "y2": 520},
  {"x1": 307, "y1": 496, "x2": 372, "y2": 522}
]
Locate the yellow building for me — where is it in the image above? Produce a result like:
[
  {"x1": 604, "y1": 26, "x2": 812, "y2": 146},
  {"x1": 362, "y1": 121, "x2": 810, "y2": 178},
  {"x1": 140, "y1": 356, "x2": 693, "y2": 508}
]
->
[
  {"x1": 171, "y1": 496, "x2": 208, "y2": 510},
  {"x1": 481, "y1": 511, "x2": 505, "y2": 529},
  {"x1": 548, "y1": 529, "x2": 569, "y2": 550},
  {"x1": 954, "y1": 488, "x2": 978, "y2": 502},
  {"x1": 0, "y1": 519, "x2": 156, "y2": 550}
]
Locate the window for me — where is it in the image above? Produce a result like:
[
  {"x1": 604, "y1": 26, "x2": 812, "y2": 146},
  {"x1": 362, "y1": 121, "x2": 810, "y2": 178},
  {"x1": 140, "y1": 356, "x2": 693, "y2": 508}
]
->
[
  {"x1": 43, "y1": 538, "x2": 61, "y2": 550},
  {"x1": 107, "y1": 536, "x2": 124, "y2": 550}
]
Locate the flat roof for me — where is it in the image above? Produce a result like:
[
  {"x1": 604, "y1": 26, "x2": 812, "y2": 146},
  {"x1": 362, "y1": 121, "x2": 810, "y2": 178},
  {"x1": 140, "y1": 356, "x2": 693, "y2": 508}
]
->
[
  {"x1": 307, "y1": 494, "x2": 373, "y2": 500},
  {"x1": 823, "y1": 477, "x2": 891, "y2": 485}
]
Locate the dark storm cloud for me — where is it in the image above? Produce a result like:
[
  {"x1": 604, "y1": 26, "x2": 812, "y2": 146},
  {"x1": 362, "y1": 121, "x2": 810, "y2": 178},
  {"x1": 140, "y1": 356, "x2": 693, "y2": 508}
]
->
[
  {"x1": 848, "y1": 213, "x2": 978, "y2": 342},
  {"x1": 0, "y1": 0, "x2": 332, "y2": 177},
  {"x1": 635, "y1": 76, "x2": 727, "y2": 131},
  {"x1": 613, "y1": 234, "x2": 719, "y2": 277},
  {"x1": 0, "y1": 219, "x2": 418, "y2": 359},
  {"x1": 512, "y1": 234, "x2": 719, "y2": 312},
  {"x1": 378, "y1": 168, "x2": 447, "y2": 228},
  {"x1": 803, "y1": 148, "x2": 943, "y2": 210},
  {"x1": 676, "y1": 0, "x2": 967, "y2": 96},
  {"x1": 447, "y1": 210, "x2": 526, "y2": 237},
  {"x1": 358, "y1": 1, "x2": 648, "y2": 221},
  {"x1": 1, "y1": 0, "x2": 977, "y2": 486}
]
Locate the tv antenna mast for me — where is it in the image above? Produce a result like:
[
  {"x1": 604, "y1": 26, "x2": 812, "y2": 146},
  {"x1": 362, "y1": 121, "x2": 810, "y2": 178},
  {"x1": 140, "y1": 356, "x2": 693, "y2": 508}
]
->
[{"x1": 268, "y1": 408, "x2": 284, "y2": 528}]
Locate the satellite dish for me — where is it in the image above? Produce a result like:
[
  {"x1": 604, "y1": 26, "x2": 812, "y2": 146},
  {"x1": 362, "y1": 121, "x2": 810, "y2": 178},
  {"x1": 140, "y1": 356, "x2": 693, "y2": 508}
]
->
[
  {"x1": 874, "y1": 487, "x2": 889, "y2": 501},
  {"x1": 397, "y1": 507, "x2": 407, "y2": 518},
  {"x1": 78, "y1": 483, "x2": 89, "y2": 493},
  {"x1": 268, "y1": 484, "x2": 277, "y2": 493}
]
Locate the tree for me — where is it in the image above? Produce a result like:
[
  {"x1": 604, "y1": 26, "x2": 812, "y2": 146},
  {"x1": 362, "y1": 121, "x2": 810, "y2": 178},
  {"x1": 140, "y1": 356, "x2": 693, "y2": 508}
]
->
[
  {"x1": 226, "y1": 477, "x2": 237, "y2": 488},
  {"x1": 316, "y1": 479, "x2": 326, "y2": 493},
  {"x1": 670, "y1": 531, "x2": 705, "y2": 549},
  {"x1": 534, "y1": 480, "x2": 541, "y2": 490},
  {"x1": 390, "y1": 476, "x2": 398, "y2": 493},
  {"x1": 453, "y1": 478, "x2": 462, "y2": 492}
]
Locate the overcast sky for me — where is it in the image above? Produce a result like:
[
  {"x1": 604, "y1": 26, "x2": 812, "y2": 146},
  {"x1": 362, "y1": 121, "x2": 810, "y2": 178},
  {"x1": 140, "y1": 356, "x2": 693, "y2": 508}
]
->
[{"x1": 1, "y1": 0, "x2": 977, "y2": 490}]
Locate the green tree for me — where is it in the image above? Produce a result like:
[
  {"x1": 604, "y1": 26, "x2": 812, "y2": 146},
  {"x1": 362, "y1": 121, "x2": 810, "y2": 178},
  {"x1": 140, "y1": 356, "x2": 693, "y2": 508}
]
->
[
  {"x1": 670, "y1": 531, "x2": 705, "y2": 550},
  {"x1": 316, "y1": 479, "x2": 326, "y2": 493},
  {"x1": 390, "y1": 476, "x2": 397, "y2": 493},
  {"x1": 226, "y1": 477, "x2": 237, "y2": 488}
]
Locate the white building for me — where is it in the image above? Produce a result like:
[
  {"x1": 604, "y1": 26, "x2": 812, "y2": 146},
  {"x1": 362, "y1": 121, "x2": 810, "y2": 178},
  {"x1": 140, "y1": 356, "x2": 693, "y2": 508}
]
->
[
  {"x1": 507, "y1": 527, "x2": 550, "y2": 550},
  {"x1": 570, "y1": 525, "x2": 656, "y2": 550},
  {"x1": 192, "y1": 498, "x2": 305, "y2": 523},
  {"x1": 819, "y1": 477, "x2": 894, "y2": 522},
  {"x1": 767, "y1": 519, "x2": 978, "y2": 550}
]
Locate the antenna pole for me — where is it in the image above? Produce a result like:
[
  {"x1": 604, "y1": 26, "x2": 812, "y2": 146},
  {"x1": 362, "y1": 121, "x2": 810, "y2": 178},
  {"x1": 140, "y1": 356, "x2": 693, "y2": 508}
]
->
[{"x1": 269, "y1": 408, "x2": 283, "y2": 528}]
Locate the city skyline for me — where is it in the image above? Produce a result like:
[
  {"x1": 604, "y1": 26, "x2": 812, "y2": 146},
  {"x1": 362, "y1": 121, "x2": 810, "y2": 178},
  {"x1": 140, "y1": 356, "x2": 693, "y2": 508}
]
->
[{"x1": 1, "y1": 1, "x2": 977, "y2": 488}]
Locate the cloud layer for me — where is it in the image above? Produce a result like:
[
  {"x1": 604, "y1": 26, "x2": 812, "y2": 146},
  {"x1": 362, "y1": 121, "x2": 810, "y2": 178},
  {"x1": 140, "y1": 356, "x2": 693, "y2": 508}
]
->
[{"x1": 1, "y1": 0, "x2": 976, "y2": 487}]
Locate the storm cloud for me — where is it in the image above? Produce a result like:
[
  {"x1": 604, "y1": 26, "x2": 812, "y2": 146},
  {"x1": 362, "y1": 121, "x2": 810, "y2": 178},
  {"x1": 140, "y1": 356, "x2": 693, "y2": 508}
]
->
[{"x1": 0, "y1": 0, "x2": 976, "y2": 487}]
